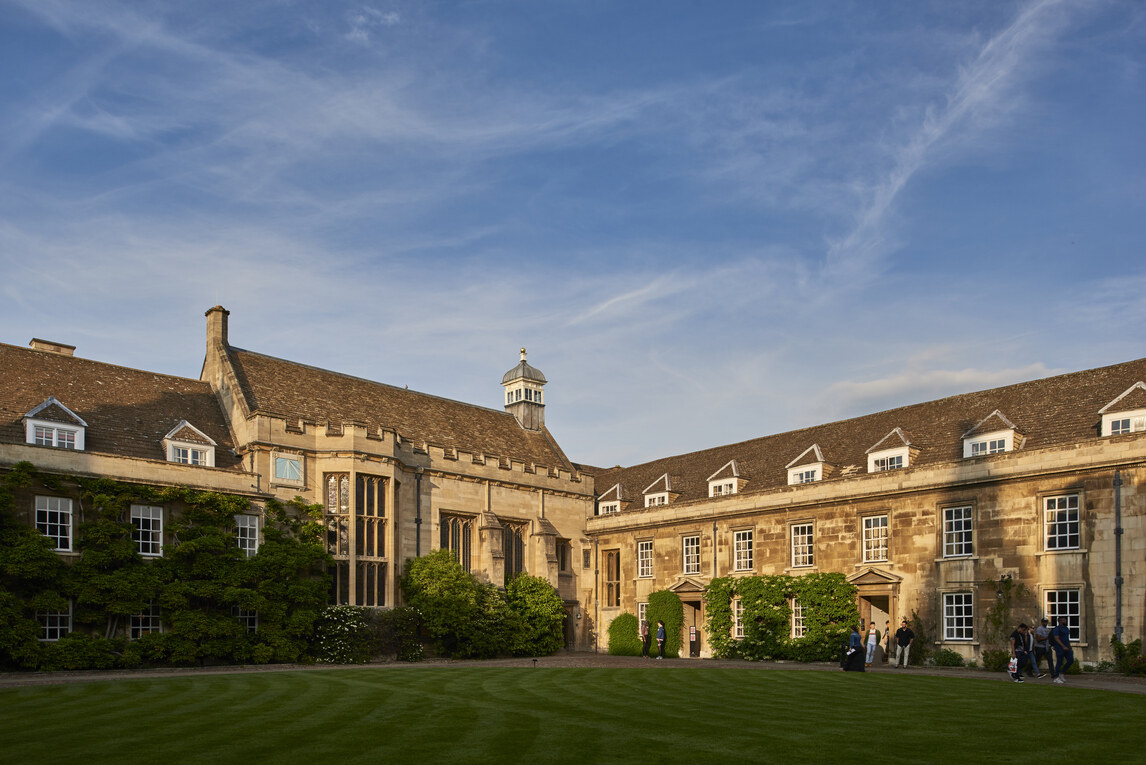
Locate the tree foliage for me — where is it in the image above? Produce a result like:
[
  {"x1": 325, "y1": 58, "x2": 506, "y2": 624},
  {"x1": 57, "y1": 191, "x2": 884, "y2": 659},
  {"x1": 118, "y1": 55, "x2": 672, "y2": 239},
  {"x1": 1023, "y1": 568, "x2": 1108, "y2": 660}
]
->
[
  {"x1": 505, "y1": 573, "x2": 565, "y2": 657},
  {"x1": 401, "y1": 550, "x2": 563, "y2": 659}
]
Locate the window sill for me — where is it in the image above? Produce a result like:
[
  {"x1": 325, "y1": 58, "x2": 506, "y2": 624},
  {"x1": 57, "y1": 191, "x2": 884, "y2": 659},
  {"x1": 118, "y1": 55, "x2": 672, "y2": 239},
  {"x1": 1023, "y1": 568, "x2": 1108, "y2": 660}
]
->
[
  {"x1": 935, "y1": 555, "x2": 979, "y2": 563},
  {"x1": 935, "y1": 640, "x2": 979, "y2": 646},
  {"x1": 1035, "y1": 549, "x2": 1087, "y2": 557},
  {"x1": 785, "y1": 566, "x2": 818, "y2": 574}
]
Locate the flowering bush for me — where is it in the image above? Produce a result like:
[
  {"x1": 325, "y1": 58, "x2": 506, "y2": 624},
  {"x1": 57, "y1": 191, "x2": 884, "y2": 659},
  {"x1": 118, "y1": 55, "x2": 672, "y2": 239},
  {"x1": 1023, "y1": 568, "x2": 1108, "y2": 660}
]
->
[{"x1": 314, "y1": 605, "x2": 376, "y2": 664}]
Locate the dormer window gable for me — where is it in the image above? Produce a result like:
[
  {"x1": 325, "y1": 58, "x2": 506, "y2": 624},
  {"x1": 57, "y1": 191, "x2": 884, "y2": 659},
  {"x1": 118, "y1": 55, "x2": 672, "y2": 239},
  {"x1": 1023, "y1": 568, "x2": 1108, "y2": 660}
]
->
[
  {"x1": 962, "y1": 410, "x2": 1021, "y2": 458},
  {"x1": 597, "y1": 482, "x2": 626, "y2": 515},
  {"x1": 24, "y1": 397, "x2": 86, "y2": 451},
  {"x1": 866, "y1": 428, "x2": 914, "y2": 473},
  {"x1": 643, "y1": 473, "x2": 675, "y2": 507},
  {"x1": 162, "y1": 420, "x2": 217, "y2": 467},
  {"x1": 707, "y1": 460, "x2": 742, "y2": 497},
  {"x1": 786, "y1": 444, "x2": 832, "y2": 485},
  {"x1": 1099, "y1": 382, "x2": 1146, "y2": 437}
]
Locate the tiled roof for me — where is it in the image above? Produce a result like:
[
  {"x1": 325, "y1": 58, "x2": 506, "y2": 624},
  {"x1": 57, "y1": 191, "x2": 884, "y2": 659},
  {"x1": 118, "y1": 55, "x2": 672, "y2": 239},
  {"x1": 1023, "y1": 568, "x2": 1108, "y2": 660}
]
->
[
  {"x1": 224, "y1": 347, "x2": 572, "y2": 469},
  {"x1": 0, "y1": 343, "x2": 240, "y2": 468},
  {"x1": 585, "y1": 358, "x2": 1146, "y2": 507}
]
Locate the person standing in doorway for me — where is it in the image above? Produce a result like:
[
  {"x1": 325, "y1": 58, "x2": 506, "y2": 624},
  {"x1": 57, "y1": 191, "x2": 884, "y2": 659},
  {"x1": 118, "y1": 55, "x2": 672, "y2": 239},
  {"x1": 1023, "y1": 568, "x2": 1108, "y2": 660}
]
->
[
  {"x1": 1052, "y1": 616, "x2": 1074, "y2": 683},
  {"x1": 640, "y1": 619, "x2": 651, "y2": 658},
  {"x1": 656, "y1": 620, "x2": 666, "y2": 660},
  {"x1": 865, "y1": 622, "x2": 879, "y2": 666},
  {"x1": 893, "y1": 619, "x2": 914, "y2": 668},
  {"x1": 882, "y1": 620, "x2": 891, "y2": 663}
]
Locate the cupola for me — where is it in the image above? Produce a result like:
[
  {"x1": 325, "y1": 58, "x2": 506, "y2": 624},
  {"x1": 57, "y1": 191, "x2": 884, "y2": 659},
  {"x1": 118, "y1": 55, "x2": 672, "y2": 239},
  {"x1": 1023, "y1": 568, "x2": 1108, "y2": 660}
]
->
[{"x1": 502, "y1": 348, "x2": 546, "y2": 430}]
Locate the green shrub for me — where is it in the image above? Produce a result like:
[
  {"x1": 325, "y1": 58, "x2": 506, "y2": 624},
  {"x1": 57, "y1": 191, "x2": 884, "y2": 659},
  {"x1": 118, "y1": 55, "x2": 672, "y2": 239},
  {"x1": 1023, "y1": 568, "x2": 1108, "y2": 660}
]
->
[
  {"x1": 505, "y1": 574, "x2": 565, "y2": 657},
  {"x1": 608, "y1": 613, "x2": 642, "y2": 656},
  {"x1": 1112, "y1": 637, "x2": 1146, "y2": 676},
  {"x1": 314, "y1": 605, "x2": 376, "y2": 664},
  {"x1": 400, "y1": 550, "x2": 513, "y2": 659},
  {"x1": 38, "y1": 633, "x2": 122, "y2": 671},
  {"x1": 933, "y1": 648, "x2": 965, "y2": 667},
  {"x1": 980, "y1": 648, "x2": 1010, "y2": 672},
  {"x1": 375, "y1": 606, "x2": 423, "y2": 662},
  {"x1": 647, "y1": 590, "x2": 683, "y2": 659}
]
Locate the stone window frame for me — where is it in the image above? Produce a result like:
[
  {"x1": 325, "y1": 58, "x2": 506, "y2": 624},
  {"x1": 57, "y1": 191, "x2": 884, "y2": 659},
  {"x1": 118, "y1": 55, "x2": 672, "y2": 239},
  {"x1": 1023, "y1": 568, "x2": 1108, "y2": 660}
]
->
[
  {"x1": 1042, "y1": 492, "x2": 1081, "y2": 552},
  {"x1": 682, "y1": 534, "x2": 700, "y2": 575},
  {"x1": 790, "y1": 522, "x2": 814, "y2": 568},
  {"x1": 131, "y1": 504, "x2": 164, "y2": 558},
  {"x1": 942, "y1": 591, "x2": 974, "y2": 641},
  {"x1": 637, "y1": 539, "x2": 654, "y2": 579},
  {"x1": 235, "y1": 514, "x2": 259, "y2": 557},
  {"x1": 37, "y1": 602, "x2": 72, "y2": 642},
  {"x1": 733, "y1": 528, "x2": 754, "y2": 572},
  {"x1": 941, "y1": 504, "x2": 974, "y2": 558},
  {"x1": 861, "y1": 513, "x2": 889, "y2": 563},
  {"x1": 35, "y1": 495, "x2": 73, "y2": 552}
]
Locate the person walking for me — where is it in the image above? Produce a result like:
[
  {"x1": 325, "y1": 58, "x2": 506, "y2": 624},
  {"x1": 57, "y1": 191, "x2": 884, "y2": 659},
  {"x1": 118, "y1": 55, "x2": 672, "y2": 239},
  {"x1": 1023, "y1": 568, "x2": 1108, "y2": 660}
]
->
[
  {"x1": 1033, "y1": 618, "x2": 1053, "y2": 676},
  {"x1": 842, "y1": 625, "x2": 865, "y2": 671},
  {"x1": 1009, "y1": 623, "x2": 1040, "y2": 682},
  {"x1": 1051, "y1": 616, "x2": 1074, "y2": 683},
  {"x1": 640, "y1": 619, "x2": 651, "y2": 658},
  {"x1": 865, "y1": 622, "x2": 879, "y2": 666},
  {"x1": 882, "y1": 620, "x2": 891, "y2": 663},
  {"x1": 655, "y1": 620, "x2": 666, "y2": 660},
  {"x1": 893, "y1": 619, "x2": 914, "y2": 668}
]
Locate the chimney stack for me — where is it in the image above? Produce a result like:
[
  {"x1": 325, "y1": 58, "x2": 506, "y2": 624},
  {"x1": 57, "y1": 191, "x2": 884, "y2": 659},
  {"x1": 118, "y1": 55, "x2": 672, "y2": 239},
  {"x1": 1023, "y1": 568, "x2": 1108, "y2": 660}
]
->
[
  {"x1": 29, "y1": 338, "x2": 75, "y2": 356},
  {"x1": 205, "y1": 305, "x2": 230, "y2": 348}
]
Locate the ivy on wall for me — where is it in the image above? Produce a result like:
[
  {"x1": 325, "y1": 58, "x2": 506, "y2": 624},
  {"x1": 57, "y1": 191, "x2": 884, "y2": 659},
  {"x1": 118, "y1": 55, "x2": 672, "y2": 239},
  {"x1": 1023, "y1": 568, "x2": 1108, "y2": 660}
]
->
[
  {"x1": 0, "y1": 462, "x2": 330, "y2": 671},
  {"x1": 704, "y1": 572, "x2": 859, "y2": 662}
]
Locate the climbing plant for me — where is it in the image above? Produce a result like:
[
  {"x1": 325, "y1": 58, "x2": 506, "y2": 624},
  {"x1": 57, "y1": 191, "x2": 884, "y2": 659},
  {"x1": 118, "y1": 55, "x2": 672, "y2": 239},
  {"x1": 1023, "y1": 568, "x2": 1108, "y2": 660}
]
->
[
  {"x1": 704, "y1": 572, "x2": 858, "y2": 662},
  {"x1": 0, "y1": 462, "x2": 330, "y2": 671}
]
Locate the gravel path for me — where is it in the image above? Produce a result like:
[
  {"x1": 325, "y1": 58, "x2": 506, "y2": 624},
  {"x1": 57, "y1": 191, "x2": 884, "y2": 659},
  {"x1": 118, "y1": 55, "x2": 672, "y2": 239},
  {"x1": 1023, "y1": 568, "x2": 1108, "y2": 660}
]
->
[{"x1": 4, "y1": 653, "x2": 1146, "y2": 693}]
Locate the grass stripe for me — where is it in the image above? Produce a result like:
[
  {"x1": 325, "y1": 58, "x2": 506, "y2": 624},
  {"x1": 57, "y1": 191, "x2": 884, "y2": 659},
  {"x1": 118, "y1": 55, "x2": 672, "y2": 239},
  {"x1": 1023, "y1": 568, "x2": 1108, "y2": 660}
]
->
[{"x1": 1, "y1": 668, "x2": 1143, "y2": 763}]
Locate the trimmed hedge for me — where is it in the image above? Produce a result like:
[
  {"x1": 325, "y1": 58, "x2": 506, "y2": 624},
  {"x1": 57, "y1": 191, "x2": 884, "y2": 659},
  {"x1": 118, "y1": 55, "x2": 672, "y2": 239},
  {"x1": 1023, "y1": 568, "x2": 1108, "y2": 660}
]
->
[{"x1": 608, "y1": 613, "x2": 642, "y2": 656}]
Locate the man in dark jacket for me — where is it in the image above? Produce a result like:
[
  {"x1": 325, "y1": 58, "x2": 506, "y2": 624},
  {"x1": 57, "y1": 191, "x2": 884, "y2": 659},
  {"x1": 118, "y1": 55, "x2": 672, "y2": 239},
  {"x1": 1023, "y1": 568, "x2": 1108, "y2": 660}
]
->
[{"x1": 893, "y1": 619, "x2": 914, "y2": 668}]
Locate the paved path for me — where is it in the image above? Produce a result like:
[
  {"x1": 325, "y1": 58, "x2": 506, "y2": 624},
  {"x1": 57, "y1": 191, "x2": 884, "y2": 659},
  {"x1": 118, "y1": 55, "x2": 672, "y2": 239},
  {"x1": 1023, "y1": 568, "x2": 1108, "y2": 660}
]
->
[{"x1": 3, "y1": 653, "x2": 1146, "y2": 694}]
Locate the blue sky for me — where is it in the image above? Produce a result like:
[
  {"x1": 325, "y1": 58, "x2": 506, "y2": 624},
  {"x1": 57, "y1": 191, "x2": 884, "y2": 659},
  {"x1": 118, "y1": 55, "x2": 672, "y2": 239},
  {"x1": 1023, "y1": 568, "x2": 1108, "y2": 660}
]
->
[{"x1": 2, "y1": 0, "x2": 1144, "y2": 468}]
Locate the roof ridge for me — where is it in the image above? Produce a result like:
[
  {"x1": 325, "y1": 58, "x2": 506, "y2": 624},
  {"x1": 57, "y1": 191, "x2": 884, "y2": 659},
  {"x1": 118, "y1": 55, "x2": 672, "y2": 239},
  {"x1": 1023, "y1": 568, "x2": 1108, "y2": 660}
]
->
[
  {"x1": 228, "y1": 346, "x2": 514, "y2": 417},
  {"x1": 600, "y1": 355, "x2": 1146, "y2": 470},
  {"x1": 1, "y1": 342, "x2": 208, "y2": 386}
]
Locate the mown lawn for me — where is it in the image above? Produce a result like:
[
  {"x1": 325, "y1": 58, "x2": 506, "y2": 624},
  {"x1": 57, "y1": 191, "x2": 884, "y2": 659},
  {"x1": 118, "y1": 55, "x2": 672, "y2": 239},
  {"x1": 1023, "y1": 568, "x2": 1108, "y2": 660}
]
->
[{"x1": 2, "y1": 666, "x2": 1143, "y2": 763}]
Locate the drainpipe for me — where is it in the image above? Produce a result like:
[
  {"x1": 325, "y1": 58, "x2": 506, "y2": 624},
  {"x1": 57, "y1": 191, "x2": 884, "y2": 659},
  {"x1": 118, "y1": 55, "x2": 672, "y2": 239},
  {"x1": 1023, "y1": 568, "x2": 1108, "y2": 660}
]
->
[
  {"x1": 414, "y1": 467, "x2": 424, "y2": 558},
  {"x1": 1114, "y1": 470, "x2": 1124, "y2": 642}
]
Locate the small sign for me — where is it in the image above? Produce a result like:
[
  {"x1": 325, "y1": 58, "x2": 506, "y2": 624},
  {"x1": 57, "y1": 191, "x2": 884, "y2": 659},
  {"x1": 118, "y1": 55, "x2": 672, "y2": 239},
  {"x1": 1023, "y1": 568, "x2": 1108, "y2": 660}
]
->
[{"x1": 690, "y1": 626, "x2": 696, "y2": 639}]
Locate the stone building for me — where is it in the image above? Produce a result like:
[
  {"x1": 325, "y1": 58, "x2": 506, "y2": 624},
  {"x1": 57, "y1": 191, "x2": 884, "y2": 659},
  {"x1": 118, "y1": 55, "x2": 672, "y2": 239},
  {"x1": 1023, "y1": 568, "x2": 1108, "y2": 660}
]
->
[
  {"x1": 3, "y1": 306, "x2": 1144, "y2": 663},
  {"x1": 585, "y1": 359, "x2": 1146, "y2": 662},
  {"x1": 200, "y1": 307, "x2": 595, "y2": 647}
]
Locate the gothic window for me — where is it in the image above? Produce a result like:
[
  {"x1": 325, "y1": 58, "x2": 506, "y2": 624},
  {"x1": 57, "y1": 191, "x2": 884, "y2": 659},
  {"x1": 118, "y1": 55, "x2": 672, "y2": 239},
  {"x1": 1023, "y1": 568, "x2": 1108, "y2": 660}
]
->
[
  {"x1": 604, "y1": 550, "x2": 621, "y2": 607},
  {"x1": 325, "y1": 474, "x2": 350, "y2": 556},
  {"x1": 441, "y1": 514, "x2": 473, "y2": 572},
  {"x1": 503, "y1": 523, "x2": 526, "y2": 585},
  {"x1": 355, "y1": 474, "x2": 386, "y2": 558}
]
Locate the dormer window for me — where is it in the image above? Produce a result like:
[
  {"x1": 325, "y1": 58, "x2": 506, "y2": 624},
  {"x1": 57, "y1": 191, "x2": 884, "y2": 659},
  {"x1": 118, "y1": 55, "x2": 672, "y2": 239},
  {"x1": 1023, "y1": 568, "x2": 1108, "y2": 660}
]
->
[
  {"x1": 1099, "y1": 382, "x2": 1146, "y2": 436},
  {"x1": 786, "y1": 445, "x2": 830, "y2": 486},
  {"x1": 870, "y1": 452, "x2": 906, "y2": 472},
  {"x1": 162, "y1": 421, "x2": 216, "y2": 467},
  {"x1": 961, "y1": 411, "x2": 1020, "y2": 458},
  {"x1": 710, "y1": 481, "x2": 736, "y2": 497},
  {"x1": 599, "y1": 501, "x2": 620, "y2": 514},
  {"x1": 24, "y1": 397, "x2": 87, "y2": 451},
  {"x1": 792, "y1": 467, "x2": 820, "y2": 484},
  {"x1": 964, "y1": 430, "x2": 1013, "y2": 457},
  {"x1": 706, "y1": 460, "x2": 741, "y2": 497},
  {"x1": 866, "y1": 429, "x2": 913, "y2": 473},
  {"x1": 643, "y1": 473, "x2": 675, "y2": 507}
]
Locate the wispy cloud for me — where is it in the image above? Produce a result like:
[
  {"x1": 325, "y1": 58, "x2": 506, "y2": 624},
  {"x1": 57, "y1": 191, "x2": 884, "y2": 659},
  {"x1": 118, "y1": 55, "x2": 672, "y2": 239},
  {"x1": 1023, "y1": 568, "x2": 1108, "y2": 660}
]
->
[{"x1": 823, "y1": 0, "x2": 1074, "y2": 283}]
